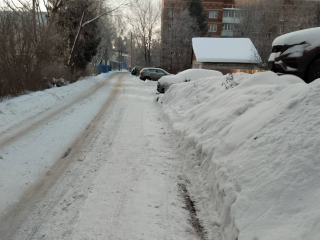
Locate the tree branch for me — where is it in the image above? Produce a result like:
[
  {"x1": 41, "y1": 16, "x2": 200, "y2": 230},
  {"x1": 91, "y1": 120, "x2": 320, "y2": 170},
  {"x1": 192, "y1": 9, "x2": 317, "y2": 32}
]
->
[{"x1": 81, "y1": 3, "x2": 127, "y2": 27}]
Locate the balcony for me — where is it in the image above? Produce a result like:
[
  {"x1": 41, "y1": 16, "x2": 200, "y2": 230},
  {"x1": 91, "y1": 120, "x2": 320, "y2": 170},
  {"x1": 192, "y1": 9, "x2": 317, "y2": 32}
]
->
[
  {"x1": 222, "y1": 17, "x2": 240, "y2": 24},
  {"x1": 221, "y1": 30, "x2": 234, "y2": 37}
]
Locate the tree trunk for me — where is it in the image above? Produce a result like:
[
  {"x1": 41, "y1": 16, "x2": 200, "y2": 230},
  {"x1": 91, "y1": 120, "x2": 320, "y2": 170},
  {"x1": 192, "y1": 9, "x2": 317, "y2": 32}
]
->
[{"x1": 67, "y1": 10, "x2": 86, "y2": 67}]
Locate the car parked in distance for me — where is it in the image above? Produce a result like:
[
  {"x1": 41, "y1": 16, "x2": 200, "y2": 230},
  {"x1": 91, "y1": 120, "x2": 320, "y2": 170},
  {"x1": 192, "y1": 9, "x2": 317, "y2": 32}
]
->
[
  {"x1": 157, "y1": 69, "x2": 223, "y2": 93},
  {"x1": 139, "y1": 68, "x2": 170, "y2": 81},
  {"x1": 131, "y1": 66, "x2": 142, "y2": 76},
  {"x1": 268, "y1": 27, "x2": 320, "y2": 83}
]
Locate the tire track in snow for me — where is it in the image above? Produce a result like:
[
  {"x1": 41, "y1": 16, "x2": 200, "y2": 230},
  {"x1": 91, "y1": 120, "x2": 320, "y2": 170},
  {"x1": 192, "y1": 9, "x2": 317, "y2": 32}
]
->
[
  {"x1": 0, "y1": 73, "x2": 125, "y2": 240},
  {"x1": 108, "y1": 133, "x2": 150, "y2": 239},
  {"x1": 0, "y1": 73, "x2": 115, "y2": 148},
  {"x1": 20, "y1": 105, "x2": 127, "y2": 240}
]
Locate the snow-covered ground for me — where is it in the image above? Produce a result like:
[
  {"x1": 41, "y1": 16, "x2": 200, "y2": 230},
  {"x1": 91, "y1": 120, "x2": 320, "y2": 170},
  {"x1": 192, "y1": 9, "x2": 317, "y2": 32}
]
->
[
  {"x1": 0, "y1": 73, "x2": 196, "y2": 239},
  {"x1": 0, "y1": 73, "x2": 114, "y2": 214},
  {"x1": 159, "y1": 71, "x2": 320, "y2": 240},
  {"x1": 2, "y1": 69, "x2": 319, "y2": 240}
]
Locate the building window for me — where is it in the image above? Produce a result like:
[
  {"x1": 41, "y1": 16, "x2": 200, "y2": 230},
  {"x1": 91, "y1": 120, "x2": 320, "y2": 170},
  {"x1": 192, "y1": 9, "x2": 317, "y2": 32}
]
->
[
  {"x1": 223, "y1": 24, "x2": 234, "y2": 31},
  {"x1": 223, "y1": 10, "x2": 235, "y2": 18},
  {"x1": 169, "y1": 9, "x2": 174, "y2": 18},
  {"x1": 277, "y1": 26, "x2": 283, "y2": 34},
  {"x1": 223, "y1": 11, "x2": 228, "y2": 17},
  {"x1": 208, "y1": 24, "x2": 217, "y2": 32},
  {"x1": 168, "y1": 22, "x2": 173, "y2": 31},
  {"x1": 279, "y1": 14, "x2": 284, "y2": 21},
  {"x1": 209, "y1": 11, "x2": 218, "y2": 19},
  {"x1": 235, "y1": 11, "x2": 242, "y2": 18}
]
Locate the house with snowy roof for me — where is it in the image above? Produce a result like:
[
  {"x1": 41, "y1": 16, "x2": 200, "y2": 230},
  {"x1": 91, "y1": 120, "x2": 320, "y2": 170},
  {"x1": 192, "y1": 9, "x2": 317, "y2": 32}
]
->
[{"x1": 192, "y1": 37, "x2": 261, "y2": 74}]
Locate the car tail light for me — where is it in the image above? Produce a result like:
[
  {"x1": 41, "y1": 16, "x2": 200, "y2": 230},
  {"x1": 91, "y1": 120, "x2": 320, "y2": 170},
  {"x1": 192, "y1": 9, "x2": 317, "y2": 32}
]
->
[{"x1": 140, "y1": 71, "x2": 144, "y2": 75}]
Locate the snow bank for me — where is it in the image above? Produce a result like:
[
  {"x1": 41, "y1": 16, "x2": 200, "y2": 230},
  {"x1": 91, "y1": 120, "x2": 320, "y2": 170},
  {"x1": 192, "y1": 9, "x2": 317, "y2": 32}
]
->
[
  {"x1": 159, "y1": 71, "x2": 320, "y2": 240},
  {"x1": 0, "y1": 73, "x2": 111, "y2": 134},
  {"x1": 158, "y1": 69, "x2": 222, "y2": 85}
]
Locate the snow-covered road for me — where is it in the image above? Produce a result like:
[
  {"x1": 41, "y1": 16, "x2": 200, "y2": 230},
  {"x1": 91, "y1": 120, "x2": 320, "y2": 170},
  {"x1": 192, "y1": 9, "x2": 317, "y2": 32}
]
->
[{"x1": 0, "y1": 73, "x2": 197, "y2": 240}]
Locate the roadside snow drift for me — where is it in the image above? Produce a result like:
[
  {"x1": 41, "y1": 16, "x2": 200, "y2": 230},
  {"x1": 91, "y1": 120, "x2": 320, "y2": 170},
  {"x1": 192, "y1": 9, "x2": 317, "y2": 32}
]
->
[
  {"x1": 159, "y1": 71, "x2": 320, "y2": 240},
  {"x1": 0, "y1": 73, "x2": 111, "y2": 134},
  {"x1": 158, "y1": 69, "x2": 223, "y2": 85}
]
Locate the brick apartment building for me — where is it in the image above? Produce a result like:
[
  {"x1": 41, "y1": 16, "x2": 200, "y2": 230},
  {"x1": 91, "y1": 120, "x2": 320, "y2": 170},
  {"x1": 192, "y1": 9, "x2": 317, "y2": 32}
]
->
[{"x1": 160, "y1": 0, "x2": 240, "y2": 71}]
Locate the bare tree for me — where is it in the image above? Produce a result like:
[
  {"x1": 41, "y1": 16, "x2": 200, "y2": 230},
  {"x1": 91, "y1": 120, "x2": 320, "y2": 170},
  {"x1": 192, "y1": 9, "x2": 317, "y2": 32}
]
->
[
  {"x1": 92, "y1": 13, "x2": 117, "y2": 67},
  {"x1": 235, "y1": 0, "x2": 282, "y2": 68},
  {"x1": 0, "y1": 0, "x2": 124, "y2": 98},
  {"x1": 161, "y1": 8, "x2": 199, "y2": 72},
  {"x1": 236, "y1": 0, "x2": 320, "y2": 68},
  {"x1": 66, "y1": 0, "x2": 127, "y2": 67},
  {"x1": 0, "y1": 0, "x2": 63, "y2": 98},
  {"x1": 127, "y1": 0, "x2": 161, "y2": 66},
  {"x1": 282, "y1": 0, "x2": 320, "y2": 32}
]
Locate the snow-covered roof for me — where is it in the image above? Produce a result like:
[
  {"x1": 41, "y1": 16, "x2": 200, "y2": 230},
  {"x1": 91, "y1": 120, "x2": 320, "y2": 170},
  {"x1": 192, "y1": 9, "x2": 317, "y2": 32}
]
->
[{"x1": 192, "y1": 37, "x2": 260, "y2": 64}]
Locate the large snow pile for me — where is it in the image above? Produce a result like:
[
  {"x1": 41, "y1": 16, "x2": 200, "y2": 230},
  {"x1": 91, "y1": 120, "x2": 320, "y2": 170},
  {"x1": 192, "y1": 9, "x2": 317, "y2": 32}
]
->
[
  {"x1": 159, "y1": 71, "x2": 320, "y2": 240},
  {"x1": 158, "y1": 69, "x2": 223, "y2": 85}
]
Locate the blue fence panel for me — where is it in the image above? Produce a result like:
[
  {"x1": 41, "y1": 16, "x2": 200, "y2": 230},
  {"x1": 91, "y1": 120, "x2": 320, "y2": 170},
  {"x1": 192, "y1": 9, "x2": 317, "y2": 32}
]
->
[
  {"x1": 97, "y1": 65, "x2": 108, "y2": 73},
  {"x1": 122, "y1": 61, "x2": 127, "y2": 70}
]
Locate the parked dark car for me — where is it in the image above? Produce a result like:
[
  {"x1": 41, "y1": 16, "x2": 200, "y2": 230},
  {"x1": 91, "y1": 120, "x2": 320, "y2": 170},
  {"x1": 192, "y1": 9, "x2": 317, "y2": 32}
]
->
[
  {"x1": 131, "y1": 67, "x2": 142, "y2": 76},
  {"x1": 268, "y1": 27, "x2": 320, "y2": 83}
]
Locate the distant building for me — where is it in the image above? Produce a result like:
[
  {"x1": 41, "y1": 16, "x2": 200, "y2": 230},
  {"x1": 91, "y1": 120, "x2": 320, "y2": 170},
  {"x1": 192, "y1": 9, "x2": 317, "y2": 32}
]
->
[
  {"x1": 192, "y1": 37, "x2": 261, "y2": 74},
  {"x1": 160, "y1": 0, "x2": 240, "y2": 71},
  {"x1": 204, "y1": 0, "x2": 240, "y2": 38}
]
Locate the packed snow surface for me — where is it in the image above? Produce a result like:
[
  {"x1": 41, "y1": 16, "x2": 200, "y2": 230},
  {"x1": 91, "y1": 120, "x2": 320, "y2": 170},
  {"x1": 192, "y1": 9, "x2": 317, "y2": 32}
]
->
[
  {"x1": 159, "y1": 71, "x2": 320, "y2": 240},
  {"x1": 192, "y1": 38, "x2": 260, "y2": 63},
  {"x1": 158, "y1": 69, "x2": 223, "y2": 85},
  {"x1": 0, "y1": 73, "x2": 113, "y2": 214},
  {"x1": 0, "y1": 73, "x2": 196, "y2": 240}
]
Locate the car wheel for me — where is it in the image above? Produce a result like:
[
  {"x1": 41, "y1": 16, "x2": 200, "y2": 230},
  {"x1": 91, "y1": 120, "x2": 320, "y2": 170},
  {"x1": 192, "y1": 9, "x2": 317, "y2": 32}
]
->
[
  {"x1": 144, "y1": 77, "x2": 151, "y2": 81},
  {"x1": 307, "y1": 58, "x2": 320, "y2": 83}
]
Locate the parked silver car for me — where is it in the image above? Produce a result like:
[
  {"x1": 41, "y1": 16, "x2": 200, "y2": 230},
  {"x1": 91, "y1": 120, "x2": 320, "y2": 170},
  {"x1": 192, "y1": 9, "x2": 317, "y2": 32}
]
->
[{"x1": 139, "y1": 68, "x2": 170, "y2": 81}]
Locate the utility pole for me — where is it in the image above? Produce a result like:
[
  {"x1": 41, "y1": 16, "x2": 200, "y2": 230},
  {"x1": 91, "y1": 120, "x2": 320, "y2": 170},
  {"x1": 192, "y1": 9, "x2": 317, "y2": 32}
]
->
[
  {"x1": 118, "y1": 37, "x2": 121, "y2": 71},
  {"x1": 120, "y1": 39, "x2": 123, "y2": 71},
  {"x1": 130, "y1": 32, "x2": 133, "y2": 69},
  {"x1": 32, "y1": 0, "x2": 37, "y2": 41}
]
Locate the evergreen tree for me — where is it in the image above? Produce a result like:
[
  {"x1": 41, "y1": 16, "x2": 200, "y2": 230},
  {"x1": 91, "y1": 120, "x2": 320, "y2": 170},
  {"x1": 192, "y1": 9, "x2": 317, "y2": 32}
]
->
[
  {"x1": 186, "y1": 0, "x2": 207, "y2": 36},
  {"x1": 54, "y1": 0, "x2": 101, "y2": 71}
]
